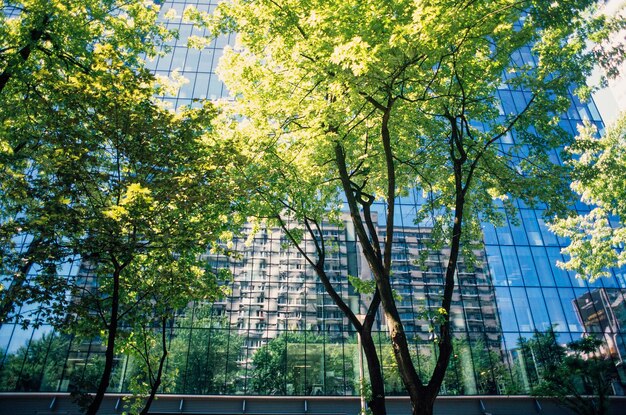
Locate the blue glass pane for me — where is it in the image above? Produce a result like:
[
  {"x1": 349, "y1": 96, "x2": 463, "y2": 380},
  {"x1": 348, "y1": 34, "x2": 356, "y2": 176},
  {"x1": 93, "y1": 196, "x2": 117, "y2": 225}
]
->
[
  {"x1": 526, "y1": 288, "x2": 551, "y2": 331},
  {"x1": 486, "y1": 246, "x2": 506, "y2": 286},
  {"x1": 501, "y1": 247, "x2": 522, "y2": 286},
  {"x1": 495, "y1": 222, "x2": 513, "y2": 245},
  {"x1": 542, "y1": 288, "x2": 567, "y2": 331},
  {"x1": 558, "y1": 288, "x2": 583, "y2": 332},
  {"x1": 536, "y1": 218, "x2": 558, "y2": 246},
  {"x1": 509, "y1": 214, "x2": 528, "y2": 245},
  {"x1": 546, "y1": 248, "x2": 570, "y2": 286},
  {"x1": 482, "y1": 222, "x2": 498, "y2": 244},
  {"x1": 516, "y1": 246, "x2": 539, "y2": 286},
  {"x1": 521, "y1": 210, "x2": 543, "y2": 245},
  {"x1": 530, "y1": 247, "x2": 555, "y2": 287},
  {"x1": 510, "y1": 288, "x2": 533, "y2": 331},
  {"x1": 495, "y1": 288, "x2": 518, "y2": 332}
]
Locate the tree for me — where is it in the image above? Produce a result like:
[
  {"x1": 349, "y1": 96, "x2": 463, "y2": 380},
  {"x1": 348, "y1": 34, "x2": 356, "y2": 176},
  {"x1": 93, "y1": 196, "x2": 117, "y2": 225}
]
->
[
  {"x1": 118, "y1": 267, "x2": 234, "y2": 414},
  {"x1": 56, "y1": 87, "x2": 241, "y2": 415},
  {"x1": 200, "y1": 1, "x2": 621, "y2": 414},
  {"x1": 115, "y1": 301, "x2": 238, "y2": 414},
  {"x1": 0, "y1": 0, "x2": 168, "y2": 94},
  {"x1": 0, "y1": 49, "x2": 244, "y2": 413},
  {"x1": 527, "y1": 331, "x2": 616, "y2": 415},
  {"x1": 551, "y1": 114, "x2": 626, "y2": 281},
  {"x1": 119, "y1": 314, "x2": 172, "y2": 415},
  {"x1": 380, "y1": 334, "x2": 513, "y2": 396},
  {"x1": 0, "y1": 0, "x2": 173, "y2": 325},
  {"x1": 1, "y1": 3, "x2": 247, "y2": 413}
]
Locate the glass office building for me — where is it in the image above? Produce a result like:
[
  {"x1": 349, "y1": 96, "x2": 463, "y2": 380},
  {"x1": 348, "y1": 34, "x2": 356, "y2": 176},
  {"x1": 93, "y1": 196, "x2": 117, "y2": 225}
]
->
[{"x1": 1, "y1": 0, "x2": 625, "y2": 402}]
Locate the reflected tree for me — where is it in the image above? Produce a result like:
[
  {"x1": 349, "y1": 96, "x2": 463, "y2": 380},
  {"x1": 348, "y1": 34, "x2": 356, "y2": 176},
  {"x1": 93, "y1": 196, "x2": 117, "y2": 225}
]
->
[
  {"x1": 521, "y1": 329, "x2": 617, "y2": 415},
  {"x1": 518, "y1": 328, "x2": 566, "y2": 387},
  {"x1": 467, "y1": 338, "x2": 517, "y2": 395},
  {"x1": 0, "y1": 331, "x2": 69, "y2": 392},
  {"x1": 250, "y1": 333, "x2": 290, "y2": 395},
  {"x1": 251, "y1": 332, "x2": 354, "y2": 395},
  {"x1": 166, "y1": 305, "x2": 244, "y2": 395},
  {"x1": 380, "y1": 334, "x2": 514, "y2": 396}
]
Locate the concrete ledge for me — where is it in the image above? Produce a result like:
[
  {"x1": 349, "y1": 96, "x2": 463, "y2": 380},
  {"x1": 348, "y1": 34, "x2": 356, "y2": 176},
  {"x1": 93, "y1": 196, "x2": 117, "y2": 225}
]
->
[{"x1": 1, "y1": 393, "x2": 625, "y2": 415}]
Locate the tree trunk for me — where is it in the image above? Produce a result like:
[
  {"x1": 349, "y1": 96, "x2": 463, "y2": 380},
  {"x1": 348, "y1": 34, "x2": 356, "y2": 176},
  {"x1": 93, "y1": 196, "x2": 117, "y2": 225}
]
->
[
  {"x1": 86, "y1": 265, "x2": 122, "y2": 415},
  {"x1": 360, "y1": 330, "x2": 386, "y2": 415},
  {"x1": 335, "y1": 139, "x2": 425, "y2": 405},
  {"x1": 334, "y1": 108, "x2": 474, "y2": 415},
  {"x1": 411, "y1": 390, "x2": 437, "y2": 415},
  {"x1": 140, "y1": 317, "x2": 168, "y2": 415},
  {"x1": 279, "y1": 214, "x2": 389, "y2": 414}
]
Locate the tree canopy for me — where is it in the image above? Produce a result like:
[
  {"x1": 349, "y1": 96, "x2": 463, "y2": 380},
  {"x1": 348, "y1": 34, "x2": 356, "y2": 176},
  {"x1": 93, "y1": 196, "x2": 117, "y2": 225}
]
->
[
  {"x1": 0, "y1": 0, "x2": 174, "y2": 323},
  {"x1": 1, "y1": 1, "x2": 247, "y2": 413},
  {"x1": 201, "y1": 1, "x2": 623, "y2": 414},
  {"x1": 551, "y1": 114, "x2": 626, "y2": 281}
]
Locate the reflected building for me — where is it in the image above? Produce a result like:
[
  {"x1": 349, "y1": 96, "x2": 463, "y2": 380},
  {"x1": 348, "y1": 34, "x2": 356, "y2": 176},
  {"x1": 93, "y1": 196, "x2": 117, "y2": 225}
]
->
[
  {"x1": 1, "y1": 0, "x2": 626, "y2": 408},
  {"x1": 574, "y1": 288, "x2": 626, "y2": 386},
  {"x1": 202, "y1": 213, "x2": 501, "y2": 395}
]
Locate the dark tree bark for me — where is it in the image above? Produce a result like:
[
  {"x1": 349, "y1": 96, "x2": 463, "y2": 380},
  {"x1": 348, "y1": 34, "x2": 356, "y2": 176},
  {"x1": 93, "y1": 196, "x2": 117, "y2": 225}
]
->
[
  {"x1": 0, "y1": 13, "x2": 50, "y2": 94},
  {"x1": 140, "y1": 316, "x2": 169, "y2": 415},
  {"x1": 86, "y1": 260, "x2": 125, "y2": 415},
  {"x1": 333, "y1": 98, "x2": 474, "y2": 415},
  {"x1": 360, "y1": 327, "x2": 386, "y2": 414}
]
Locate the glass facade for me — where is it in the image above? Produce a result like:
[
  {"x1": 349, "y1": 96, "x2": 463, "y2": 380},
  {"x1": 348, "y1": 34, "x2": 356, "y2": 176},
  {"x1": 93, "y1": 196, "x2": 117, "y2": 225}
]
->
[{"x1": 1, "y1": 0, "x2": 625, "y2": 399}]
